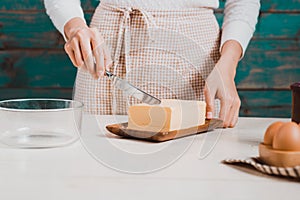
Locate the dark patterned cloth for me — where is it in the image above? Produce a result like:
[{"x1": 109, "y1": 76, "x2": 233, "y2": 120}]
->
[{"x1": 223, "y1": 157, "x2": 300, "y2": 180}]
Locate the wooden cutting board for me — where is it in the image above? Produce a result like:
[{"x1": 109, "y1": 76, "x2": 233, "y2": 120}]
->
[{"x1": 106, "y1": 119, "x2": 223, "y2": 142}]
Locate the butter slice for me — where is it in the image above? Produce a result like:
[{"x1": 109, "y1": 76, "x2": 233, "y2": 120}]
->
[{"x1": 128, "y1": 99, "x2": 206, "y2": 132}]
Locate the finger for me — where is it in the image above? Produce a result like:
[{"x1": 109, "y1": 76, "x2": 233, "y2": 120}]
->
[
  {"x1": 86, "y1": 53, "x2": 98, "y2": 79},
  {"x1": 103, "y1": 45, "x2": 113, "y2": 71},
  {"x1": 226, "y1": 104, "x2": 236, "y2": 128},
  {"x1": 219, "y1": 97, "x2": 232, "y2": 128},
  {"x1": 101, "y1": 37, "x2": 113, "y2": 70},
  {"x1": 204, "y1": 84, "x2": 214, "y2": 119},
  {"x1": 218, "y1": 98, "x2": 226, "y2": 125},
  {"x1": 225, "y1": 103, "x2": 233, "y2": 128},
  {"x1": 229, "y1": 107, "x2": 239, "y2": 128},
  {"x1": 92, "y1": 28, "x2": 107, "y2": 75},
  {"x1": 79, "y1": 38, "x2": 96, "y2": 78},
  {"x1": 93, "y1": 44, "x2": 104, "y2": 77},
  {"x1": 99, "y1": 46, "x2": 105, "y2": 76},
  {"x1": 70, "y1": 38, "x2": 84, "y2": 67},
  {"x1": 64, "y1": 43, "x2": 77, "y2": 67},
  {"x1": 92, "y1": 40, "x2": 106, "y2": 77},
  {"x1": 223, "y1": 97, "x2": 236, "y2": 128},
  {"x1": 229, "y1": 98, "x2": 241, "y2": 128}
]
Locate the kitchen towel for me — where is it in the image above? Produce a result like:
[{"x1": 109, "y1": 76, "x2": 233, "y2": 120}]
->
[{"x1": 223, "y1": 157, "x2": 300, "y2": 180}]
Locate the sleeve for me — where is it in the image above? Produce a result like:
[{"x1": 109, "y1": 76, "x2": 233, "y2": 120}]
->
[
  {"x1": 220, "y1": 0, "x2": 260, "y2": 57},
  {"x1": 44, "y1": 0, "x2": 86, "y2": 40}
]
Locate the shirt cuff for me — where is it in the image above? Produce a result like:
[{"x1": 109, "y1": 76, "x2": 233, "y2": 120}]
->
[
  {"x1": 47, "y1": 5, "x2": 86, "y2": 41},
  {"x1": 220, "y1": 20, "x2": 254, "y2": 59}
]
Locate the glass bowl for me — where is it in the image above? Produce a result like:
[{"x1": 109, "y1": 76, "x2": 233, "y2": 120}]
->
[{"x1": 0, "y1": 99, "x2": 83, "y2": 148}]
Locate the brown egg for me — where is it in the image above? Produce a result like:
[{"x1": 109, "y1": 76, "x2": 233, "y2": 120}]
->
[
  {"x1": 263, "y1": 121, "x2": 285, "y2": 145},
  {"x1": 273, "y1": 122, "x2": 300, "y2": 151}
]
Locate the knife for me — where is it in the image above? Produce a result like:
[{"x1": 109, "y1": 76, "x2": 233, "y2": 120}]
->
[{"x1": 105, "y1": 71, "x2": 161, "y2": 105}]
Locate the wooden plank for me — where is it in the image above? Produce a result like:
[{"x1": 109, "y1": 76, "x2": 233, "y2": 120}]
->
[
  {"x1": 247, "y1": 39, "x2": 300, "y2": 51},
  {"x1": 238, "y1": 90, "x2": 291, "y2": 107},
  {"x1": 0, "y1": 0, "x2": 45, "y2": 10},
  {"x1": 238, "y1": 90, "x2": 292, "y2": 117},
  {"x1": 219, "y1": 0, "x2": 300, "y2": 12},
  {"x1": 237, "y1": 51, "x2": 300, "y2": 89},
  {"x1": 1, "y1": 11, "x2": 299, "y2": 49},
  {"x1": 254, "y1": 13, "x2": 300, "y2": 39},
  {"x1": 0, "y1": 49, "x2": 299, "y2": 89},
  {"x1": 215, "y1": 13, "x2": 300, "y2": 39},
  {"x1": 1, "y1": 0, "x2": 300, "y2": 12},
  {"x1": 0, "y1": 12, "x2": 64, "y2": 49},
  {"x1": 0, "y1": 50, "x2": 76, "y2": 88},
  {"x1": 0, "y1": 12, "x2": 93, "y2": 49},
  {"x1": 260, "y1": 0, "x2": 300, "y2": 12},
  {"x1": 0, "y1": 88, "x2": 73, "y2": 100},
  {"x1": 240, "y1": 106, "x2": 291, "y2": 118}
]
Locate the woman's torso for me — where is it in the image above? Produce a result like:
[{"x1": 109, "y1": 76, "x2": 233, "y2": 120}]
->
[{"x1": 74, "y1": 3, "x2": 221, "y2": 115}]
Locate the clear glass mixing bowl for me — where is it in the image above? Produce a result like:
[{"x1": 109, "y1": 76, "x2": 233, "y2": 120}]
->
[{"x1": 0, "y1": 99, "x2": 83, "y2": 148}]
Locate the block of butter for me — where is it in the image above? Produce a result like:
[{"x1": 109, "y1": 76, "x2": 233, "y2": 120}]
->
[{"x1": 128, "y1": 99, "x2": 206, "y2": 132}]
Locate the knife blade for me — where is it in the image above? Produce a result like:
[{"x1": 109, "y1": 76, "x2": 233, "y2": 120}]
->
[{"x1": 105, "y1": 71, "x2": 161, "y2": 105}]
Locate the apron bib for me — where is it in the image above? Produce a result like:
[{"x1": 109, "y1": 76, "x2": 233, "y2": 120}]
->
[{"x1": 74, "y1": 3, "x2": 221, "y2": 116}]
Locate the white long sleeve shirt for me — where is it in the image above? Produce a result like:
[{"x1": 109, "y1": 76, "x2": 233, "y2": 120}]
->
[{"x1": 44, "y1": 0, "x2": 260, "y2": 55}]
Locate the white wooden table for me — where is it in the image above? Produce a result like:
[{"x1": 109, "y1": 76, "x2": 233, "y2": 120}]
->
[{"x1": 0, "y1": 115, "x2": 299, "y2": 200}]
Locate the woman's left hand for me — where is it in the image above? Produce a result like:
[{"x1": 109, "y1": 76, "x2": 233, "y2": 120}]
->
[{"x1": 204, "y1": 40, "x2": 242, "y2": 128}]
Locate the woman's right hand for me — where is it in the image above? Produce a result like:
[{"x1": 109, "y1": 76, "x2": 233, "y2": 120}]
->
[{"x1": 64, "y1": 17, "x2": 112, "y2": 79}]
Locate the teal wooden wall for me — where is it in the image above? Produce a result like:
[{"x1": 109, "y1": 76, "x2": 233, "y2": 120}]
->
[{"x1": 0, "y1": 0, "x2": 299, "y2": 117}]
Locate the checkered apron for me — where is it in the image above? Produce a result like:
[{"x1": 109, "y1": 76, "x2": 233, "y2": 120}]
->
[{"x1": 74, "y1": 3, "x2": 221, "y2": 116}]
